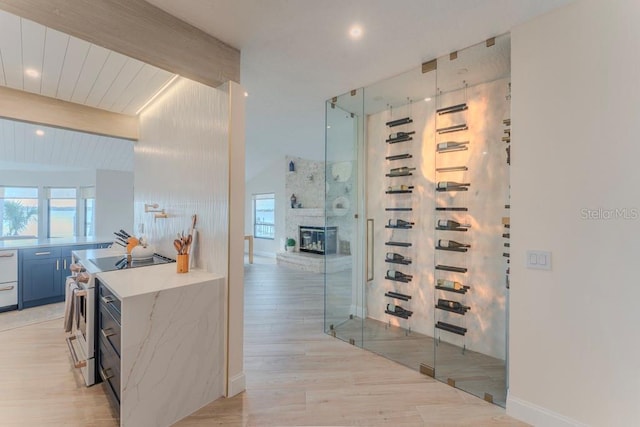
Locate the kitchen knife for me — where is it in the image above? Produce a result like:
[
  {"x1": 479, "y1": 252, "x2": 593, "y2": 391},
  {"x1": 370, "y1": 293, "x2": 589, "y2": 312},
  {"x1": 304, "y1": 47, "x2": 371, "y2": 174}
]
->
[
  {"x1": 113, "y1": 240, "x2": 126, "y2": 247},
  {"x1": 115, "y1": 238, "x2": 128, "y2": 247},
  {"x1": 114, "y1": 231, "x2": 128, "y2": 241},
  {"x1": 120, "y1": 229, "x2": 132, "y2": 238}
]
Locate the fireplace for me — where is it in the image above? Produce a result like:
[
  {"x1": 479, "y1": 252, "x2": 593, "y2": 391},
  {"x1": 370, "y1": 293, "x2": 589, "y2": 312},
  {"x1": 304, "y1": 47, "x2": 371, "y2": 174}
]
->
[{"x1": 299, "y1": 226, "x2": 337, "y2": 255}]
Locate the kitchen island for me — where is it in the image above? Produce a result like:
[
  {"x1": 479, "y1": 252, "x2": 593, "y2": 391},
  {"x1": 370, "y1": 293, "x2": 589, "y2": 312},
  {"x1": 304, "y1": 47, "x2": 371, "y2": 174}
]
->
[{"x1": 80, "y1": 251, "x2": 225, "y2": 427}]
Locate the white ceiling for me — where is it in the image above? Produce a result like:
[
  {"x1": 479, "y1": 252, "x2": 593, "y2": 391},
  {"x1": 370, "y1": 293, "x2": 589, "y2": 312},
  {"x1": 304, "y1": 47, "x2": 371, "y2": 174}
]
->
[
  {"x1": 145, "y1": 0, "x2": 575, "y2": 180},
  {"x1": 0, "y1": 9, "x2": 175, "y2": 115},
  {"x1": 0, "y1": 118, "x2": 134, "y2": 172}
]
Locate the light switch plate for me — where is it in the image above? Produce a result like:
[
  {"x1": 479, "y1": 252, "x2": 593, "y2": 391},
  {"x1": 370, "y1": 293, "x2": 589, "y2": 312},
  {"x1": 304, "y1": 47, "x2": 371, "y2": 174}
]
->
[{"x1": 526, "y1": 250, "x2": 551, "y2": 270}]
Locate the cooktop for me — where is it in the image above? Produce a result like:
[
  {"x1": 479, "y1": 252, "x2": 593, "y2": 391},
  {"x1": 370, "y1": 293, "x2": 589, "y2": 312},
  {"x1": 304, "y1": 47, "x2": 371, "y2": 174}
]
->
[{"x1": 88, "y1": 253, "x2": 175, "y2": 272}]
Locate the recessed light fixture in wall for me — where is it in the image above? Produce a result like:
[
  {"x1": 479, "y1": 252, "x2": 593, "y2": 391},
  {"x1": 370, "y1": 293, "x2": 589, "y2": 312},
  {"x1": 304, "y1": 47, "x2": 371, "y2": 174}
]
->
[
  {"x1": 24, "y1": 68, "x2": 40, "y2": 78},
  {"x1": 349, "y1": 24, "x2": 363, "y2": 40},
  {"x1": 35, "y1": 129, "x2": 44, "y2": 136}
]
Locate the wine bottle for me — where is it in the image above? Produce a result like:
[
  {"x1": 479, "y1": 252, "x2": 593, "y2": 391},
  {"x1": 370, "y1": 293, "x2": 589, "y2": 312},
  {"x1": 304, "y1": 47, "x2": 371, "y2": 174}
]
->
[
  {"x1": 436, "y1": 279, "x2": 465, "y2": 291},
  {"x1": 386, "y1": 269, "x2": 413, "y2": 280},
  {"x1": 389, "y1": 132, "x2": 411, "y2": 140},
  {"x1": 386, "y1": 303, "x2": 412, "y2": 316},
  {"x1": 386, "y1": 252, "x2": 411, "y2": 262},
  {"x1": 437, "y1": 239, "x2": 470, "y2": 248},
  {"x1": 437, "y1": 141, "x2": 468, "y2": 151},
  {"x1": 388, "y1": 219, "x2": 414, "y2": 227},
  {"x1": 437, "y1": 298, "x2": 465, "y2": 310},
  {"x1": 437, "y1": 219, "x2": 470, "y2": 229},
  {"x1": 387, "y1": 184, "x2": 410, "y2": 192},
  {"x1": 437, "y1": 181, "x2": 470, "y2": 190},
  {"x1": 389, "y1": 166, "x2": 416, "y2": 175}
]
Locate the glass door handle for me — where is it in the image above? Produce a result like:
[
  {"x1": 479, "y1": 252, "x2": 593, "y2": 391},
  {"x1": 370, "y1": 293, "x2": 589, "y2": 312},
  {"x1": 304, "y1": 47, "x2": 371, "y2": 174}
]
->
[{"x1": 366, "y1": 219, "x2": 374, "y2": 281}]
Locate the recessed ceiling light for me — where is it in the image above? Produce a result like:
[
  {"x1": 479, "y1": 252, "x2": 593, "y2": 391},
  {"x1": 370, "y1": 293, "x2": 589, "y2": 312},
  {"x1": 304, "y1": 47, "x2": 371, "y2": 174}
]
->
[
  {"x1": 424, "y1": 97, "x2": 432, "y2": 102},
  {"x1": 25, "y1": 68, "x2": 40, "y2": 78},
  {"x1": 35, "y1": 129, "x2": 45, "y2": 136},
  {"x1": 349, "y1": 25, "x2": 363, "y2": 40},
  {"x1": 327, "y1": 125, "x2": 331, "y2": 129},
  {"x1": 244, "y1": 91, "x2": 249, "y2": 97}
]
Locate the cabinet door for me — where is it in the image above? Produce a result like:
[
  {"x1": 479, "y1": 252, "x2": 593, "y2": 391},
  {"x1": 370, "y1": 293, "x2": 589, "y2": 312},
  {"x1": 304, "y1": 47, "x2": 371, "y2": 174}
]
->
[{"x1": 22, "y1": 257, "x2": 62, "y2": 304}]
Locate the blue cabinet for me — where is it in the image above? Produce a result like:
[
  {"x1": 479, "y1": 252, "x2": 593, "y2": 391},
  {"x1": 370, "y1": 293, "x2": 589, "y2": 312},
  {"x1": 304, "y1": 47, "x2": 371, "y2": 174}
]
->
[
  {"x1": 19, "y1": 242, "x2": 110, "y2": 309},
  {"x1": 21, "y1": 249, "x2": 63, "y2": 308}
]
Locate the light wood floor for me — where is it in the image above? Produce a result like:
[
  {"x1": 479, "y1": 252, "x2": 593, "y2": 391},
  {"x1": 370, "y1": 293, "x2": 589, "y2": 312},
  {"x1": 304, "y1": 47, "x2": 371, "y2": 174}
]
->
[{"x1": 0, "y1": 257, "x2": 527, "y2": 426}]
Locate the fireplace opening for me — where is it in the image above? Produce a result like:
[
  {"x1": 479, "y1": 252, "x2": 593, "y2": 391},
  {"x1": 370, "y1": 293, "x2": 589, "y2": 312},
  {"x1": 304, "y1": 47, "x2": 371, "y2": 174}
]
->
[{"x1": 299, "y1": 226, "x2": 337, "y2": 255}]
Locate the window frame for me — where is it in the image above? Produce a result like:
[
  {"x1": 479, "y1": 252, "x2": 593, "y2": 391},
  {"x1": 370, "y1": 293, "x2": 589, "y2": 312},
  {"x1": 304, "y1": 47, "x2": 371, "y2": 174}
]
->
[{"x1": 0, "y1": 186, "x2": 39, "y2": 239}]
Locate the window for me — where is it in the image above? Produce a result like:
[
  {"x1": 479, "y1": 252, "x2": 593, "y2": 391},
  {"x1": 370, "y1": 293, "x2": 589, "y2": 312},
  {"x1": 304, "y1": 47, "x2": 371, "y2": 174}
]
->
[
  {"x1": 0, "y1": 187, "x2": 38, "y2": 239},
  {"x1": 253, "y1": 193, "x2": 275, "y2": 239},
  {"x1": 48, "y1": 188, "x2": 77, "y2": 238}
]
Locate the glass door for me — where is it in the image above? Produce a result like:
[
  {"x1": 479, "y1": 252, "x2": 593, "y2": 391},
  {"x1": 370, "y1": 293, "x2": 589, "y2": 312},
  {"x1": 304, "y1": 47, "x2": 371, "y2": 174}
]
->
[{"x1": 324, "y1": 33, "x2": 510, "y2": 408}]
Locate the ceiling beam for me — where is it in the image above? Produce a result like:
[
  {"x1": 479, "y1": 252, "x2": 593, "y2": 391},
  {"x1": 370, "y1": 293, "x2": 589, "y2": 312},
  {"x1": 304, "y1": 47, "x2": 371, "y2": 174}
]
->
[
  {"x1": 0, "y1": 86, "x2": 138, "y2": 140},
  {"x1": 0, "y1": 0, "x2": 240, "y2": 87}
]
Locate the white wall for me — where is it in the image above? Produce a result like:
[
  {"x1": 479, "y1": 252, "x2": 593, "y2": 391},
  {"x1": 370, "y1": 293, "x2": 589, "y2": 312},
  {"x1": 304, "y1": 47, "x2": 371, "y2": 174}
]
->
[
  {"x1": 95, "y1": 169, "x2": 133, "y2": 239},
  {"x1": 135, "y1": 77, "x2": 245, "y2": 398},
  {"x1": 509, "y1": 1, "x2": 640, "y2": 425}
]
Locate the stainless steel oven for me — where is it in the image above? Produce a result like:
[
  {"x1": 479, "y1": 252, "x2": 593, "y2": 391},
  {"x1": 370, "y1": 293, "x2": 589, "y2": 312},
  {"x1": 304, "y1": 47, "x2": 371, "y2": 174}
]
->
[{"x1": 66, "y1": 252, "x2": 175, "y2": 386}]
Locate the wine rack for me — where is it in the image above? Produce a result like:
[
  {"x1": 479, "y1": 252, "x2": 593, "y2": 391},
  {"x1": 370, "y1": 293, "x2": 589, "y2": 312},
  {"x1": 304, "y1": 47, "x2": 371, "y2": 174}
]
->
[
  {"x1": 434, "y1": 92, "x2": 471, "y2": 347},
  {"x1": 383, "y1": 114, "x2": 416, "y2": 322}
]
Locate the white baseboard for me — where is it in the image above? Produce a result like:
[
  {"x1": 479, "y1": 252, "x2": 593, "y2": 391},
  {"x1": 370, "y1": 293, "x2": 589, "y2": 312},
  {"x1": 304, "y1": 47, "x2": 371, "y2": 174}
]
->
[
  {"x1": 227, "y1": 372, "x2": 246, "y2": 397},
  {"x1": 246, "y1": 250, "x2": 276, "y2": 258},
  {"x1": 507, "y1": 393, "x2": 589, "y2": 427}
]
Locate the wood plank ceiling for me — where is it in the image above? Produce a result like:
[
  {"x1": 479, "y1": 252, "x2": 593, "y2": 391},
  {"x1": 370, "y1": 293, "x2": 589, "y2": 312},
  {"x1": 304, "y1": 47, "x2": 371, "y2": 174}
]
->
[{"x1": 0, "y1": 9, "x2": 175, "y2": 116}]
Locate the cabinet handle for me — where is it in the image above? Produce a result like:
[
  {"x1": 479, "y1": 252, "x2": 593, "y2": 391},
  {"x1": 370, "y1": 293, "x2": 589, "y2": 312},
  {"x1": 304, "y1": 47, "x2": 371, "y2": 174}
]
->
[
  {"x1": 35, "y1": 251, "x2": 51, "y2": 256},
  {"x1": 56, "y1": 259, "x2": 60, "y2": 271},
  {"x1": 101, "y1": 328, "x2": 116, "y2": 339},
  {"x1": 64, "y1": 259, "x2": 67, "y2": 270},
  {"x1": 100, "y1": 368, "x2": 114, "y2": 381},
  {"x1": 101, "y1": 295, "x2": 114, "y2": 304},
  {"x1": 0, "y1": 252, "x2": 15, "y2": 257},
  {"x1": 0, "y1": 285, "x2": 14, "y2": 291}
]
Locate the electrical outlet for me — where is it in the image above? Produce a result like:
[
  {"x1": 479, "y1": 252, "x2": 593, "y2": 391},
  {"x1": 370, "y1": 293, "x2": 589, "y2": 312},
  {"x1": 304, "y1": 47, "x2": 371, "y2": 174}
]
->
[{"x1": 526, "y1": 250, "x2": 551, "y2": 270}]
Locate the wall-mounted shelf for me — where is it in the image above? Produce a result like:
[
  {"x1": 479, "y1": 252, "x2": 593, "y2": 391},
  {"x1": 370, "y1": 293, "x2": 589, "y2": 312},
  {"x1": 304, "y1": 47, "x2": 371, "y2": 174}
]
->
[
  {"x1": 386, "y1": 258, "x2": 412, "y2": 265},
  {"x1": 386, "y1": 207, "x2": 413, "y2": 211},
  {"x1": 385, "y1": 241, "x2": 412, "y2": 247},
  {"x1": 436, "y1": 226, "x2": 468, "y2": 232},
  {"x1": 436, "y1": 246, "x2": 468, "y2": 253},
  {"x1": 435, "y1": 265, "x2": 467, "y2": 273},
  {"x1": 386, "y1": 117, "x2": 413, "y2": 127},
  {"x1": 435, "y1": 207, "x2": 468, "y2": 212},
  {"x1": 385, "y1": 291, "x2": 412, "y2": 301},
  {"x1": 386, "y1": 137, "x2": 413, "y2": 144},
  {"x1": 436, "y1": 299, "x2": 470, "y2": 315},
  {"x1": 386, "y1": 225, "x2": 413, "y2": 229},
  {"x1": 435, "y1": 285, "x2": 470, "y2": 294},
  {"x1": 386, "y1": 187, "x2": 414, "y2": 194},
  {"x1": 437, "y1": 103, "x2": 468, "y2": 115},
  {"x1": 385, "y1": 274, "x2": 412, "y2": 283},
  {"x1": 386, "y1": 154, "x2": 413, "y2": 161},
  {"x1": 436, "y1": 166, "x2": 468, "y2": 173},
  {"x1": 437, "y1": 124, "x2": 468, "y2": 134},
  {"x1": 435, "y1": 321, "x2": 467, "y2": 336},
  {"x1": 385, "y1": 172, "x2": 413, "y2": 177}
]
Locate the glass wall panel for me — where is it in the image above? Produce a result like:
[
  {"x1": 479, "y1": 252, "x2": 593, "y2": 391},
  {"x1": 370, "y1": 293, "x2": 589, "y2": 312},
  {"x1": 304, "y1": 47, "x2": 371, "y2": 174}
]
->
[{"x1": 324, "y1": 89, "x2": 364, "y2": 345}]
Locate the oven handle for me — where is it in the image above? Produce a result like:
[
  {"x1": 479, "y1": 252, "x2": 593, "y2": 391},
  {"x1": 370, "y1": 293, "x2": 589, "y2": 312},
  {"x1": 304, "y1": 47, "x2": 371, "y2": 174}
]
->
[
  {"x1": 101, "y1": 295, "x2": 114, "y2": 304},
  {"x1": 65, "y1": 335, "x2": 87, "y2": 368},
  {"x1": 74, "y1": 289, "x2": 87, "y2": 297}
]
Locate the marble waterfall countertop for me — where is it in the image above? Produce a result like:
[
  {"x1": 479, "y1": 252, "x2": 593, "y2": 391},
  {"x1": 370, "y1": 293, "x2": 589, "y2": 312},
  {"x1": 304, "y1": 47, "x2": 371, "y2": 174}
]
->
[
  {"x1": 0, "y1": 236, "x2": 113, "y2": 250},
  {"x1": 96, "y1": 262, "x2": 223, "y2": 299},
  {"x1": 91, "y1": 254, "x2": 226, "y2": 426}
]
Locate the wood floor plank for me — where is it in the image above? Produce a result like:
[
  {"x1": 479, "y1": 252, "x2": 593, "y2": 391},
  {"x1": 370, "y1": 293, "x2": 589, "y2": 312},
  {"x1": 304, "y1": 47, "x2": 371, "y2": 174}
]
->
[{"x1": 0, "y1": 257, "x2": 527, "y2": 426}]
